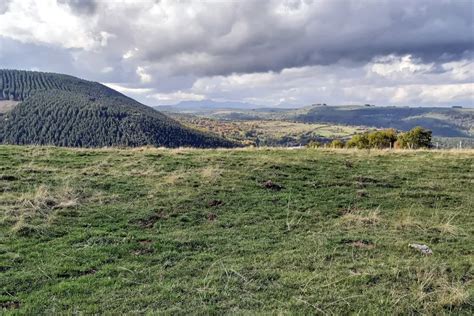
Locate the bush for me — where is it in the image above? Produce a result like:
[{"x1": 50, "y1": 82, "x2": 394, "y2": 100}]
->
[
  {"x1": 347, "y1": 133, "x2": 370, "y2": 149},
  {"x1": 397, "y1": 126, "x2": 432, "y2": 149},
  {"x1": 368, "y1": 129, "x2": 397, "y2": 149},
  {"x1": 330, "y1": 139, "x2": 345, "y2": 148},
  {"x1": 306, "y1": 140, "x2": 322, "y2": 148},
  {"x1": 347, "y1": 127, "x2": 432, "y2": 150}
]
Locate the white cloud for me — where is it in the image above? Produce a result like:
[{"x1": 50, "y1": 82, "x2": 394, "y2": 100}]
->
[
  {"x1": 188, "y1": 59, "x2": 474, "y2": 107},
  {"x1": 368, "y1": 55, "x2": 434, "y2": 79},
  {"x1": 442, "y1": 60, "x2": 474, "y2": 81},
  {"x1": 99, "y1": 31, "x2": 115, "y2": 47},
  {"x1": 344, "y1": 83, "x2": 474, "y2": 105},
  {"x1": 123, "y1": 48, "x2": 139, "y2": 59},
  {"x1": 102, "y1": 83, "x2": 154, "y2": 95},
  {"x1": 150, "y1": 91, "x2": 205, "y2": 104},
  {"x1": 0, "y1": 0, "x2": 100, "y2": 49},
  {"x1": 418, "y1": 83, "x2": 474, "y2": 103},
  {"x1": 136, "y1": 66, "x2": 152, "y2": 83}
]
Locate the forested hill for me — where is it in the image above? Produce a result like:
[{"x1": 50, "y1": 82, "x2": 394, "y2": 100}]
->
[{"x1": 0, "y1": 69, "x2": 235, "y2": 148}]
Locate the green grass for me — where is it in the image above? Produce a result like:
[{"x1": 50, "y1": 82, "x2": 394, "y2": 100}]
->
[{"x1": 1, "y1": 145, "x2": 473, "y2": 314}]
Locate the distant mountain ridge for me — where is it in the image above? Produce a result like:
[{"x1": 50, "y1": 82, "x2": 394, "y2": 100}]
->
[
  {"x1": 294, "y1": 106, "x2": 474, "y2": 137},
  {"x1": 0, "y1": 69, "x2": 235, "y2": 148}
]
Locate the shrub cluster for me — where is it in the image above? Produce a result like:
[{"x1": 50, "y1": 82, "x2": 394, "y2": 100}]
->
[
  {"x1": 307, "y1": 127, "x2": 432, "y2": 149},
  {"x1": 395, "y1": 126, "x2": 432, "y2": 149},
  {"x1": 347, "y1": 128, "x2": 398, "y2": 149},
  {"x1": 348, "y1": 127, "x2": 432, "y2": 149}
]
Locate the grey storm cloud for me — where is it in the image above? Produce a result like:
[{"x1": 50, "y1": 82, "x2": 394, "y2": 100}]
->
[
  {"x1": 102, "y1": 0, "x2": 473, "y2": 77},
  {"x1": 2, "y1": 0, "x2": 472, "y2": 77},
  {"x1": 0, "y1": 0, "x2": 472, "y2": 107},
  {"x1": 0, "y1": 37, "x2": 76, "y2": 73},
  {"x1": 58, "y1": 0, "x2": 97, "y2": 15},
  {"x1": 0, "y1": 0, "x2": 11, "y2": 14}
]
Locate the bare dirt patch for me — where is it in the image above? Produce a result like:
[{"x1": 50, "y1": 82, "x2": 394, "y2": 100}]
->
[
  {"x1": 207, "y1": 212, "x2": 218, "y2": 221},
  {"x1": 136, "y1": 211, "x2": 168, "y2": 228},
  {"x1": 262, "y1": 180, "x2": 284, "y2": 191},
  {"x1": 207, "y1": 199, "x2": 223, "y2": 207},
  {"x1": 138, "y1": 239, "x2": 152, "y2": 245},
  {"x1": 1, "y1": 301, "x2": 20, "y2": 310}
]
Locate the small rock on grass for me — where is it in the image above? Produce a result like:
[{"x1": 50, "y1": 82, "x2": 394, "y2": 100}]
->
[{"x1": 409, "y1": 243, "x2": 433, "y2": 255}]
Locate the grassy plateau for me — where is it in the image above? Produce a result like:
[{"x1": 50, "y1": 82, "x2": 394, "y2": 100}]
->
[{"x1": 1, "y1": 145, "x2": 473, "y2": 314}]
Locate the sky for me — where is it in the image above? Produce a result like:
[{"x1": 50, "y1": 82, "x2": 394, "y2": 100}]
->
[{"x1": 0, "y1": 0, "x2": 473, "y2": 107}]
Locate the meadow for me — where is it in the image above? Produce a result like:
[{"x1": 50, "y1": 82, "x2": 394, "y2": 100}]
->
[{"x1": 1, "y1": 145, "x2": 473, "y2": 314}]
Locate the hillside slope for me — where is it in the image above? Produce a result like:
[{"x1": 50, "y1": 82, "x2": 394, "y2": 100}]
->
[
  {"x1": 1, "y1": 146, "x2": 473, "y2": 313},
  {"x1": 0, "y1": 70, "x2": 234, "y2": 148}
]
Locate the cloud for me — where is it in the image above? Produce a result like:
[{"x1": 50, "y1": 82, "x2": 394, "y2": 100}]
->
[
  {"x1": 105, "y1": 0, "x2": 473, "y2": 77},
  {"x1": 150, "y1": 91, "x2": 206, "y2": 104},
  {"x1": 100, "y1": 66, "x2": 114, "y2": 74},
  {"x1": 123, "y1": 48, "x2": 138, "y2": 60},
  {"x1": 102, "y1": 83, "x2": 154, "y2": 95},
  {"x1": 0, "y1": 0, "x2": 472, "y2": 107},
  {"x1": 344, "y1": 83, "x2": 474, "y2": 105},
  {"x1": 58, "y1": 0, "x2": 97, "y2": 15},
  {"x1": 0, "y1": 0, "x2": 11, "y2": 14},
  {"x1": 136, "y1": 66, "x2": 152, "y2": 83},
  {"x1": 0, "y1": 0, "x2": 103, "y2": 49},
  {"x1": 442, "y1": 60, "x2": 474, "y2": 81},
  {"x1": 190, "y1": 57, "x2": 474, "y2": 107},
  {"x1": 369, "y1": 55, "x2": 434, "y2": 79}
]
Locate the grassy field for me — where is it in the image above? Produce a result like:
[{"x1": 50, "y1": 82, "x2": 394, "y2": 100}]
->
[{"x1": 1, "y1": 146, "x2": 473, "y2": 314}]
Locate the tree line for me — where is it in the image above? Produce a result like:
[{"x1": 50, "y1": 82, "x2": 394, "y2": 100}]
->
[{"x1": 307, "y1": 127, "x2": 433, "y2": 149}]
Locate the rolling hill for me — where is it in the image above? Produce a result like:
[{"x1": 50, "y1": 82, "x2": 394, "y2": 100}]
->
[
  {"x1": 0, "y1": 70, "x2": 235, "y2": 148},
  {"x1": 294, "y1": 105, "x2": 474, "y2": 138}
]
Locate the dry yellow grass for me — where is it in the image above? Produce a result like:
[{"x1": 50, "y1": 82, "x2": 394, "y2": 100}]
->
[
  {"x1": 340, "y1": 209, "x2": 381, "y2": 226},
  {"x1": 395, "y1": 210, "x2": 424, "y2": 231},
  {"x1": 200, "y1": 166, "x2": 222, "y2": 183},
  {"x1": 413, "y1": 269, "x2": 472, "y2": 310},
  {"x1": 3, "y1": 182, "x2": 89, "y2": 235}
]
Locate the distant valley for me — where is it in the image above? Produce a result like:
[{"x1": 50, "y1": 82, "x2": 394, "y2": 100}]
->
[{"x1": 157, "y1": 102, "x2": 474, "y2": 147}]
